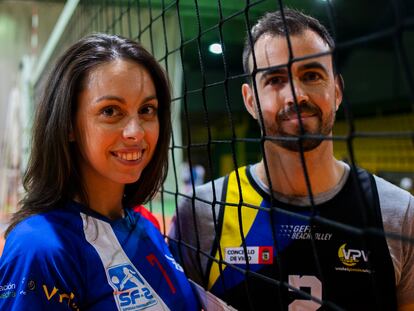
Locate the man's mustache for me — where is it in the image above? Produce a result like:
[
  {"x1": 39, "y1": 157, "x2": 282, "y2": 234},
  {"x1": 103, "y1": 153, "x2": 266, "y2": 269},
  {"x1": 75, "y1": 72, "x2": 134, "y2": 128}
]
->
[{"x1": 277, "y1": 102, "x2": 322, "y2": 121}]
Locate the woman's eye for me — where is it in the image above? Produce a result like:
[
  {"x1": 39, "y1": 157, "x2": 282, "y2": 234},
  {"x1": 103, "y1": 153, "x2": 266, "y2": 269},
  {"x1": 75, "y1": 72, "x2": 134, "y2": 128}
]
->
[
  {"x1": 139, "y1": 105, "x2": 158, "y2": 116},
  {"x1": 101, "y1": 106, "x2": 120, "y2": 117}
]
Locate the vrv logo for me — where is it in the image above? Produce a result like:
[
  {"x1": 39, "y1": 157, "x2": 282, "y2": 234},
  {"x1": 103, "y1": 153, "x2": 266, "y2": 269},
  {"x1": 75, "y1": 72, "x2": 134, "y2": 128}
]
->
[
  {"x1": 42, "y1": 285, "x2": 79, "y2": 311},
  {"x1": 342, "y1": 248, "x2": 368, "y2": 262}
]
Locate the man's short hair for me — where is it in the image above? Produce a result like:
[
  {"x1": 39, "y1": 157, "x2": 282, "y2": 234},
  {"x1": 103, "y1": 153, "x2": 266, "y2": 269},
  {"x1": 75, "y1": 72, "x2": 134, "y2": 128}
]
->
[{"x1": 242, "y1": 8, "x2": 335, "y2": 75}]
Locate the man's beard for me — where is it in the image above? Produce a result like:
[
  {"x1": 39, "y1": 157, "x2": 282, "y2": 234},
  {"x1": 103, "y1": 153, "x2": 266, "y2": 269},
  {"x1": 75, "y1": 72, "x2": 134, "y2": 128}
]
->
[{"x1": 263, "y1": 102, "x2": 335, "y2": 152}]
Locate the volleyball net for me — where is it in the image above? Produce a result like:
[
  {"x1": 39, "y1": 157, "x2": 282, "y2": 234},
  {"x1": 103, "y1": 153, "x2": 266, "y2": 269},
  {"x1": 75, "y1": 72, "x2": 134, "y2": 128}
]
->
[
  {"x1": 28, "y1": 0, "x2": 414, "y2": 214},
  {"x1": 2, "y1": 0, "x2": 414, "y2": 309}
]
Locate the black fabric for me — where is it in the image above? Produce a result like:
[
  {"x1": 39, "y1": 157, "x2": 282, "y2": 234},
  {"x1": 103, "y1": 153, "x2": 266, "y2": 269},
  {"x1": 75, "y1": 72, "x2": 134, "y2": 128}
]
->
[{"x1": 210, "y1": 166, "x2": 397, "y2": 311}]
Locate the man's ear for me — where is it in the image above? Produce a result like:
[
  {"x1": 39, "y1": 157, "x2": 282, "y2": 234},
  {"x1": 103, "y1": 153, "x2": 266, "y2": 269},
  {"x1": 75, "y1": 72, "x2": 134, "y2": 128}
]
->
[
  {"x1": 334, "y1": 74, "x2": 344, "y2": 111},
  {"x1": 242, "y1": 83, "x2": 258, "y2": 119}
]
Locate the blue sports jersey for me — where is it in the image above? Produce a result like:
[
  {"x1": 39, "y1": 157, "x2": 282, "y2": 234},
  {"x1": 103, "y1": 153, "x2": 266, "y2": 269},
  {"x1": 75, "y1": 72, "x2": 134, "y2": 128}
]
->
[{"x1": 0, "y1": 201, "x2": 199, "y2": 310}]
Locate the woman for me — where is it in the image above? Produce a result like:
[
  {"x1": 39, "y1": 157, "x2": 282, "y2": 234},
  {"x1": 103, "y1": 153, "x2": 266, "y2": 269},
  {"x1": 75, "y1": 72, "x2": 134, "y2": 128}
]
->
[{"x1": 0, "y1": 33, "x2": 199, "y2": 310}]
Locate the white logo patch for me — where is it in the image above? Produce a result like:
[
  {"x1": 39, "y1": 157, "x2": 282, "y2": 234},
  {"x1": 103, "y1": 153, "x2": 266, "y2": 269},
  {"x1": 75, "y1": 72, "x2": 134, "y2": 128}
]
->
[
  {"x1": 108, "y1": 264, "x2": 158, "y2": 311},
  {"x1": 224, "y1": 246, "x2": 273, "y2": 264}
]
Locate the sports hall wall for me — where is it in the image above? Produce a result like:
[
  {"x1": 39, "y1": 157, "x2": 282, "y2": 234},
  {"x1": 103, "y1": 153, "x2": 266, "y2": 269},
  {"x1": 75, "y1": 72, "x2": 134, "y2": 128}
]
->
[{"x1": 0, "y1": 0, "x2": 413, "y2": 234}]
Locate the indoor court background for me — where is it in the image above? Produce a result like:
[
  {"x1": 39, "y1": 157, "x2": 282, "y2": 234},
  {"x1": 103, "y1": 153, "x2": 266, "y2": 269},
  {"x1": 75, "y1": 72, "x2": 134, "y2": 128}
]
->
[{"x1": 0, "y1": 0, "x2": 413, "y2": 304}]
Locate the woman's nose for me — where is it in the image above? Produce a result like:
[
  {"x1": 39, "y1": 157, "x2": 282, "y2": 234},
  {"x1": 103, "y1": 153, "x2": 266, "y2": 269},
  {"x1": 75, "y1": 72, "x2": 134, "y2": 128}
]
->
[{"x1": 122, "y1": 116, "x2": 144, "y2": 141}]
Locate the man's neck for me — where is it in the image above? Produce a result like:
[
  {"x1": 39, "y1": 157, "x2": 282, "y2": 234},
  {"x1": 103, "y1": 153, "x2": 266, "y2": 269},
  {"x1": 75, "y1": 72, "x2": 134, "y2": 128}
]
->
[{"x1": 256, "y1": 141, "x2": 345, "y2": 197}]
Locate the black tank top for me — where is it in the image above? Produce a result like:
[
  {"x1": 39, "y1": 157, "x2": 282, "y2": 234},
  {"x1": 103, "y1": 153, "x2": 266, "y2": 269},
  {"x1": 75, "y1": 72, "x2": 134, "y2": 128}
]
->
[{"x1": 207, "y1": 166, "x2": 397, "y2": 311}]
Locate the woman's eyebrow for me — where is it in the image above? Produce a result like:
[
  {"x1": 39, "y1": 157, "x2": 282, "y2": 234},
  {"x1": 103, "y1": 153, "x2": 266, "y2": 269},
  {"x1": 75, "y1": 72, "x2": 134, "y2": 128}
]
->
[{"x1": 94, "y1": 95, "x2": 126, "y2": 104}]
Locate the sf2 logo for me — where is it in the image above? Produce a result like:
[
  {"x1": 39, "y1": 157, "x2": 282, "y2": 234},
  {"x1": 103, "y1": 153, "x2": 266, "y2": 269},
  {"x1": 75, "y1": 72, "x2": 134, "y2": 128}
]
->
[{"x1": 119, "y1": 287, "x2": 154, "y2": 307}]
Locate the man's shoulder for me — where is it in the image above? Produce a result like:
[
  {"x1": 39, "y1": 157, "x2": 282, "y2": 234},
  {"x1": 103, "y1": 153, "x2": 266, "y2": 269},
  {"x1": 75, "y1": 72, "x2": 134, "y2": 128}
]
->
[
  {"x1": 373, "y1": 175, "x2": 414, "y2": 233},
  {"x1": 174, "y1": 165, "x2": 256, "y2": 223},
  {"x1": 194, "y1": 175, "x2": 226, "y2": 198},
  {"x1": 193, "y1": 165, "x2": 254, "y2": 199},
  {"x1": 174, "y1": 174, "x2": 232, "y2": 227},
  {"x1": 374, "y1": 175, "x2": 412, "y2": 205},
  {"x1": 346, "y1": 165, "x2": 412, "y2": 206}
]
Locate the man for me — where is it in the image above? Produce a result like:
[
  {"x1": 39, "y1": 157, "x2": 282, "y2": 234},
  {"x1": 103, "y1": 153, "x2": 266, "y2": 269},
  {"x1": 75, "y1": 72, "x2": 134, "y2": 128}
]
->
[{"x1": 169, "y1": 9, "x2": 414, "y2": 311}]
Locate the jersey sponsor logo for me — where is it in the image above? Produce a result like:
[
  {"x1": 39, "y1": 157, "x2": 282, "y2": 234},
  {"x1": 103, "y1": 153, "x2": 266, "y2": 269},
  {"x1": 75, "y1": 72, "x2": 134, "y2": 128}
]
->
[
  {"x1": 335, "y1": 243, "x2": 371, "y2": 273},
  {"x1": 42, "y1": 284, "x2": 79, "y2": 310},
  {"x1": 224, "y1": 246, "x2": 273, "y2": 264},
  {"x1": 278, "y1": 225, "x2": 332, "y2": 241},
  {"x1": 0, "y1": 282, "x2": 16, "y2": 299},
  {"x1": 165, "y1": 254, "x2": 184, "y2": 272},
  {"x1": 27, "y1": 279, "x2": 36, "y2": 291},
  {"x1": 16, "y1": 277, "x2": 36, "y2": 297},
  {"x1": 0, "y1": 283, "x2": 15, "y2": 292},
  {"x1": 108, "y1": 264, "x2": 158, "y2": 310},
  {"x1": 338, "y1": 243, "x2": 368, "y2": 266}
]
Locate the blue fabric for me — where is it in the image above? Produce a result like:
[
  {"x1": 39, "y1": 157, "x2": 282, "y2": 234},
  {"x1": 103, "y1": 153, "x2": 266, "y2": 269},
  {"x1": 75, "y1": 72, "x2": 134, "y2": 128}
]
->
[{"x1": 0, "y1": 201, "x2": 199, "y2": 311}]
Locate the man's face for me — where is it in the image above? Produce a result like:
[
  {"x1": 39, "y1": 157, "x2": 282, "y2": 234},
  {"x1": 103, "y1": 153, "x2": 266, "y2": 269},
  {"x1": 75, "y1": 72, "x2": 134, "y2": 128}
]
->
[{"x1": 242, "y1": 29, "x2": 343, "y2": 152}]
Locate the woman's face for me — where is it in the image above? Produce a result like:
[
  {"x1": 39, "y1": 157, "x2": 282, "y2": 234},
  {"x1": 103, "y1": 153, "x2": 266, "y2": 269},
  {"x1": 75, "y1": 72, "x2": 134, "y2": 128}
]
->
[{"x1": 73, "y1": 59, "x2": 159, "y2": 190}]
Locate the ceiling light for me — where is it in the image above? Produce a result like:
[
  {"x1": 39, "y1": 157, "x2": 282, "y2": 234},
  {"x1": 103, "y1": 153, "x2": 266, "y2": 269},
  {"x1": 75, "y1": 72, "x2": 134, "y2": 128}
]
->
[{"x1": 209, "y1": 43, "x2": 222, "y2": 54}]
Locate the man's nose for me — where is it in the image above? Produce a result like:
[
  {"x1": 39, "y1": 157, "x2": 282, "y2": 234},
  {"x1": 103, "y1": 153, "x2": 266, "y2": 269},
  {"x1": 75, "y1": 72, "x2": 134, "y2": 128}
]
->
[
  {"x1": 122, "y1": 116, "x2": 145, "y2": 141},
  {"x1": 286, "y1": 81, "x2": 309, "y2": 106}
]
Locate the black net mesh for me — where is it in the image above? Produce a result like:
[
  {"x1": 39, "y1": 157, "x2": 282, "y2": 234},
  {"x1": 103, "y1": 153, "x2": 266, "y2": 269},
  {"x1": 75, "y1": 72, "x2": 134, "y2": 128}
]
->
[{"x1": 41, "y1": 1, "x2": 414, "y2": 310}]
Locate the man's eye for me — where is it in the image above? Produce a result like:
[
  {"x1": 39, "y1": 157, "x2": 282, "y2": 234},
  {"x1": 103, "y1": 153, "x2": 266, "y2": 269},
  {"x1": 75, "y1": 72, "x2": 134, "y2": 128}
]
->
[
  {"x1": 267, "y1": 76, "x2": 286, "y2": 85},
  {"x1": 303, "y1": 72, "x2": 322, "y2": 82}
]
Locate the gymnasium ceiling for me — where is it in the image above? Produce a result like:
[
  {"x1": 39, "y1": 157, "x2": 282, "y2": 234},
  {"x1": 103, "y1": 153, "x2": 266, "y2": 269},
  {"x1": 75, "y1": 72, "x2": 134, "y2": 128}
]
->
[
  {"x1": 174, "y1": 0, "x2": 414, "y2": 71},
  {"x1": 16, "y1": 0, "x2": 414, "y2": 54},
  {"x1": 174, "y1": 0, "x2": 414, "y2": 115},
  {"x1": 5, "y1": 0, "x2": 414, "y2": 115}
]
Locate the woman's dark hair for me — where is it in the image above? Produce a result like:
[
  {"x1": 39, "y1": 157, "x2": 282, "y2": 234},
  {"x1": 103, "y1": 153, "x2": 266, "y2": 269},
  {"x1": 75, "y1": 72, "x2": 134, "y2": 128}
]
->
[{"x1": 5, "y1": 33, "x2": 171, "y2": 237}]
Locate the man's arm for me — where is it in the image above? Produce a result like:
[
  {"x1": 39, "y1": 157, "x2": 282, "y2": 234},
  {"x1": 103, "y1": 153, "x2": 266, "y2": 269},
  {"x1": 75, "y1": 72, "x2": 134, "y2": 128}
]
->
[
  {"x1": 375, "y1": 176, "x2": 414, "y2": 308},
  {"x1": 168, "y1": 177, "x2": 224, "y2": 286},
  {"x1": 397, "y1": 193, "x2": 414, "y2": 309}
]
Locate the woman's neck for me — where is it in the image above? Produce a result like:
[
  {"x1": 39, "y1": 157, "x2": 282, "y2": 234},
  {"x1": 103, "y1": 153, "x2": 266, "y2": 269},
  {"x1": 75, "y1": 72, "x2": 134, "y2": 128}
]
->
[{"x1": 75, "y1": 177, "x2": 125, "y2": 220}]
